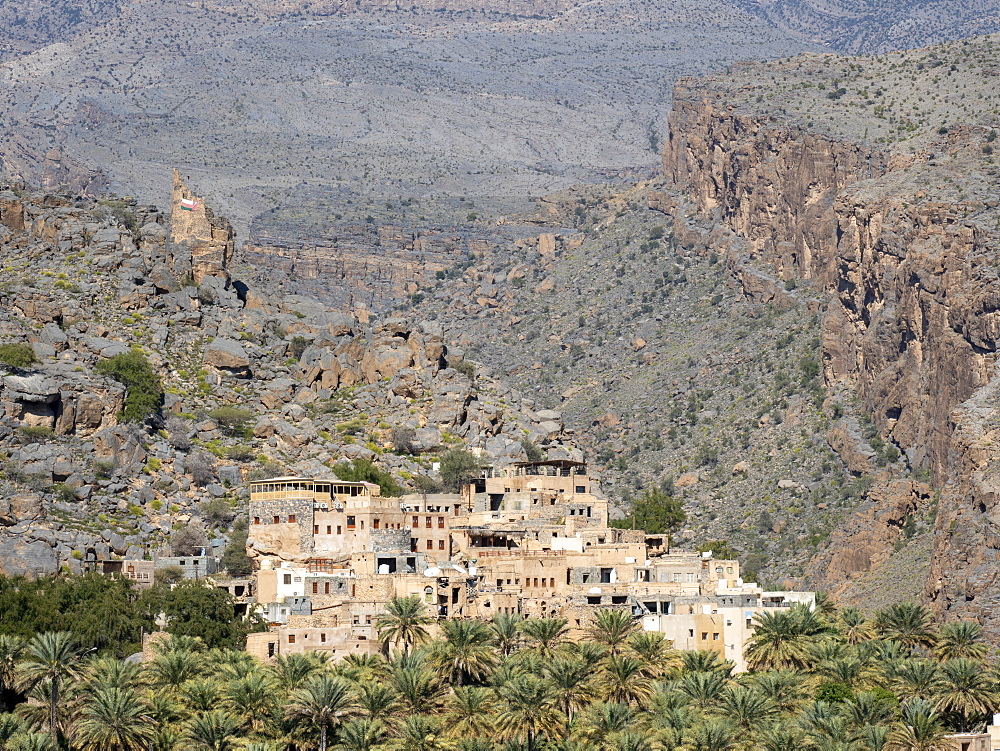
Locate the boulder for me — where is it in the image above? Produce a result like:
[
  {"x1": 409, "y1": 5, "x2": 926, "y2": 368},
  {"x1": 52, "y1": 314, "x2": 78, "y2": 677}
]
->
[{"x1": 204, "y1": 338, "x2": 251, "y2": 377}]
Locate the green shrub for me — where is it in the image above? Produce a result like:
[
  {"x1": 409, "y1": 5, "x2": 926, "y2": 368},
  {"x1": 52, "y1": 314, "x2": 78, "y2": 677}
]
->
[
  {"x1": 224, "y1": 445, "x2": 255, "y2": 462},
  {"x1": 209, "y1": 407, "x2": 254, "y2": 437},
  {"x1": 50, "y1": 482, "x2": 77, "y2": 503},
  {"x1": 332, "y1": 459, "x2": 402, "y2": 497},
  {"x1": 96, "y1": 351, "x2": 162, "y2": 422},
  {"x1": 18, "y1": 425, "x2": 54, "y2": 443},
  {"x1": 0, "y1": 343, "x2": 38, "y2": 369},
  {"x1": 289, "y1": 336, "x2": 309, "y2": 359},
  {"x1": 438, "y1": 448, "x2": 481, "y2": 492}
]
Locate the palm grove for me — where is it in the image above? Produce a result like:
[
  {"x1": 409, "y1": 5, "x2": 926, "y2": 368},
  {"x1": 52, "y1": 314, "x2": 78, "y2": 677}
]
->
[{"x1": 0, "y1": 582, "x2": 997, "y2": 751}]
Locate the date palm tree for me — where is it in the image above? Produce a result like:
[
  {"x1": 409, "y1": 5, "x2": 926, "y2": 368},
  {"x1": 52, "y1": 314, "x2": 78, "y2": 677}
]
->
[
  {"x1": 838, "y1": 609, "x2": 875, "y2": 646},
  {"x1": 625, "y1": 632, "x2": 681, "y2": 678},
  {"x1": 223, "y1": 671, "x2": 278, "y2": 734},
  {"x1": 74, "y1": 685, "x2": 154, "y2": 751},
  {"x1": 268, "y1": 652, "x2": 325, "y2": 694},
  {"x1": 442, "y1": 686, "x2": 496, "y2": 738},
  {"x1": 933, "y1": 658, "x2": 996, "y2": 732},
  {"x1": 576, "y1": 701, "x2": 637, "y2": 747},
  {"x1": 520, "y1": 618, "x2": 569, "y2": 659},
  {"x1": 875, "y1": 603, "x2": 937, "y2": 654},
  {"x1": 431, "y1": 620, "x2": 497, "y2": 686},
  {"x1": 890, "y1": 660, "x2": 942, "y2": 702},
  {"x1": 586, "y1": 610, "x2": 640, "y2": 655},
  {"x1": 145, "y1": 648, "x2": 202, "y2": 692},
  {"x1": 490, "y1": 613, "x2": 524, "y2": 657},
  {"x1": 680, "y1": 650, "x2": 733, "y2": 676},
  {"x1": 748, "y1": 670, "x2": 808, "y2": 714},
  {"x1": 16, "y1": 631, "x2": 85, "y2": 746},
  {"x1": 544, "y1": 655, "x2": 597, "y2": 726},
  {"x1": 745, "y1": 606, "x2": 829, "y2": 671},
  {"x1": 716, "y1": 685, "x2": 774, "y2": 735},
  {"x1": 933, "y1": 621, "x2": 987, "y2": 662},
  {"x1": 390, "y1": 664, "x2": 446, "y2": 715},
  {"x1": 286, "y1": 673, "x2": 355, "y2": 751},
  {"x1": 597, "y1": 655, "x2": 654, "y2": 706},
  {"x1": 494, "y1": 673, "x2": 563, "y2": 751},
  {"x1": 355, "y1": 682, "x2": 400, "y2": 723},
  {"x1": 85, "y1": 655, "x2": 142, "y2": 691},
  {"x1": 391, "y1": 715, "x2": 452, "y2": 751},
  {"x1": 677, "y1": 671, "x2": 729, "y2": 711},
  {"x1": 335, "y1": 717, "x2": 388, "y2": 751},
  {"x1": 376, "y1": 596, "x2": 433, "y2": 656},
  {"x1": 686, "y1": 719, "x2": 738, "y2": 751},
  {"x1": 843, "y1": 691, "x2": 895, "y2": 740},
  {"x1": 885, "y1": 700, "x2": 951, "y2": 751},
  {"x1": 183, "y1": 709, "x2": 243, "y2": 751}
]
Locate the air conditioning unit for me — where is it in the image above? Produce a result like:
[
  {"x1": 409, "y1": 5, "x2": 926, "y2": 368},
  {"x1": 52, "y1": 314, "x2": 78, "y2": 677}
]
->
[
  {"x1": 317, "y1": 503, "x2": 328, "y2": 509},
  {"x1": 333, "y1": 502, "x2": 344, "y2": 511}
]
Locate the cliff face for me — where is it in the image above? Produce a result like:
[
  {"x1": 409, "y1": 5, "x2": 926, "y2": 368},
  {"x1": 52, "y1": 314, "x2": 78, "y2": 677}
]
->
[{"x1": 663, "y1": 75, "x2": 1000, "y2": 629}]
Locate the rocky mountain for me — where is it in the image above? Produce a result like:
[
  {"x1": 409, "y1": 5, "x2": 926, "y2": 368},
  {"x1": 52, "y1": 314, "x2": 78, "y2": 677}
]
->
[
  {"x1": 659, "y1": 34, "x2": 1000, "y2": 627},
  {"x1": 735, "y1": 0, "x2": 1000, "y2": 54},
  {"x1": 0, "y1": 173, "x2": 573, "y2": 577}
]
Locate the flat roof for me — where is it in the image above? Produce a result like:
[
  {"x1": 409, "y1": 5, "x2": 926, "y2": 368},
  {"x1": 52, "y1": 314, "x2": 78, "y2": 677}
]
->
[
  {"x1": 511, "y1": 460, "x2": 586, "y2": 468},
  {"x1": 250, "y1": 477, "x2": 376, "y2": 487}
]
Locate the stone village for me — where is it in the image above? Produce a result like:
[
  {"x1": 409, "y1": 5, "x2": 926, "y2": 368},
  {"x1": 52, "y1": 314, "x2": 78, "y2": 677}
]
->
[{"x1": 238, "y1": 458, "x2": 814, "y2": 671}]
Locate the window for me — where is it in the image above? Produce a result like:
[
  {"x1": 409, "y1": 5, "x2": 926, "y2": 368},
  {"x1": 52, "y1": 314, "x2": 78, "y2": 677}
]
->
[
  {"x1": 673, "y1": 573, "x2": 682, "y2": 582},
  {"x1": 324, "y1": 582, "x2": 331, "y2": 594},
  {"x1": 576, "y1": 485, "x2": 586, "y2": 493},
  {"x1": 347, "y1": 516, "x2": 356, "y2": 529},
  {"x1": 374, "y1": 518, "x2": 380, "y2": 529},
  {"x1": 701, "y1": 632, "x2": 708, "y2": 640},
  {"x1": 686, "y1": 573, "x2": 695, "y2": 583},
  {"x1": 288, "y1": 514, "x2": 297, "y2": 523},
  {"x1": 288, "y1": 634, "x2": 296, "y2": 644},
  {"x1": 541, "y1": 578, "x2": 547, "y2": 587},
  {"x1": 325, "y1": 526, "x2": 331, "y2": 534},
  {"x1": 273, "y1": 516, "x2": 280, "y2": 524},
  {"x1": 336, "y1": 526, "x2": 342, "y2": 534},
  {"x1": 312, "y1": 582, "x2": 318, "y2": 594},
  {"x1": 713, "y1": 633, "x2": 720, "y2": 641},
  {"x1": 688, "y1": 629, "x2": 694, "y2": 637},
  {"x1": 314, "y1": 525, "x2": 319, "y2": 534},
  {"x1": 716, "y1": 566, "x2": 723, "y2": 574},
  {"x1": 283, "y1": 574, "x2": 292, "y2": 585},
  {"x1": 437, "y1": 517, "x2": 445, "y2": 528},
  {"x1": 253, "y1": 516, "x2": 260, "y2": 524},
  {"x1": 426, "y1": 540, "x2": 433, "y2": 550},
  {"x1": 425, "y1": 517, "x2": 432, "y2": 528},
  {"x1": 320, "y1": 633, "x2": 326, "y2": 643},
  {"x1": 438, "y1": 540, "x2": 445, "y2": 550}
]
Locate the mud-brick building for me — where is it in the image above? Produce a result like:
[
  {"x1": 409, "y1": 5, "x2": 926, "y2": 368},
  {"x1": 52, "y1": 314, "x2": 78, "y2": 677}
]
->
[{"x1": 247, "y1": 477, "x2": 408, "y2": 563}]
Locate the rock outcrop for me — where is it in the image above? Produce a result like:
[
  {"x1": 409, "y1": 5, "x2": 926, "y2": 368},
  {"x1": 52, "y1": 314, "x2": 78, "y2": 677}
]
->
[
  {"x1": 0, "y1": 180, "x2": 578, "y2": 578},
  {"x1": 662, "y1": 57, "x2": 1000, "y2": 632},
  {"x1": 169, "y1": 170, "x2": 234, "y2": 286}
]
